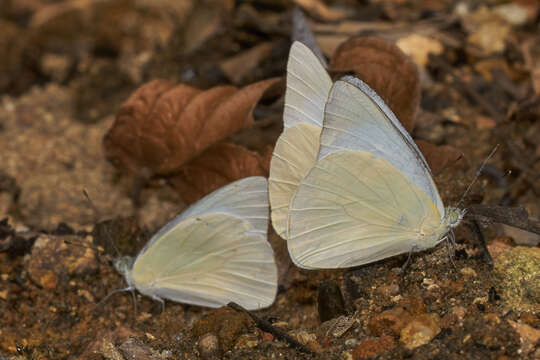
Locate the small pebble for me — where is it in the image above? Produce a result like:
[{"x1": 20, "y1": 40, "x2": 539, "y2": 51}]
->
[
  {"x1": 460, "y1": 267, "x2": 477, "y2": 277},
  {"x1": 234, "y1": 333, "x2": 259, "y2": 349},
  {"x1": 198, "y1": 333, "x2": 220, "y2": 360},
  {"x1": 400, "y1": 314, "x2": 441, "y2": 350}
]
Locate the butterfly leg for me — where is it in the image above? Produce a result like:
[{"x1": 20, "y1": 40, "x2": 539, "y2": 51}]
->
[
  {"x1": 400, "y1": 245, "x2": 418, "y2": 274},
  {"x1": 152, "y1": 295, "x2": 165, "y2": 314},
  {"x1": 92, "y1": 286, "x2": 132, "y2": 311},
  {"x1": 444, "y1": 233, "x2": 457, "y2": 270}
]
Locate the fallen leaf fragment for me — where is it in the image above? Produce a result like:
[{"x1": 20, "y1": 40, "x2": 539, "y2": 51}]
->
[
  {"x1": 329, "y1": 36, "x2": 420, "y2": 132},
  {"x1": 168, "y1": 142, "x2": 268, "y2": 203},
  {"x1": 104, "y1": 77, "x2": 281, "y2": 176},
  {"x1": 396, "y1": 34, "x2": 443, "y2": 68},
  {"x1": 183, "y1": 0, "x2": 234, "y2": 54},
  {"x1": 293, "y1": 0, "x2": 350, "y2": 22},
  {"x1": 461, "y1": 6, "x2": 512, "y2": 55},
  {"x1": 220, "y1": 42, "x2": 274, "y2": 84}
]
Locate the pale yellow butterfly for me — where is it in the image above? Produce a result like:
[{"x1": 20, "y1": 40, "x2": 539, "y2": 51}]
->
[
  {"x1": 114, "y1": 177, "x2": 278, "y2": 310},
  {"x1": 286, "y1": 75, "x2": 464, "y2": 269}
]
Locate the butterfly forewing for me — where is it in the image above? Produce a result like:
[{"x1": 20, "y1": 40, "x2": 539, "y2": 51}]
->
[
  {"x1": 283, "y1": 42, "x2": 332, "y2": 128},
  {"x1": 319, "y1": 77, "x2": 444, "y2": 216},
  {"x1": 138, "y1": 177, "x2": 269, "y2": 259},
  {"x1": 288, "y1": 150, "x2": 442, "y2": 269}
]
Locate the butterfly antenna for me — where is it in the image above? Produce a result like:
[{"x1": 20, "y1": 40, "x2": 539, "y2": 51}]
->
[
  {"x1": 82, "y1": 189, "x2": 101, "y2": 222},
  {"x1": 90, "y1": 286, "x2": 132, "y2": 312},
  {"x1": 103, "y1": 224, "x2": 122, "y2": 258},
  {"x1": 456, "y1": 144, "x2": 499, "y2": 208},
  {"x1": 434, "y1": 153, "x2": 463, "y2": 177},
  {"x1": 81, "y1": 188, "x2": 123, "y2": 259}
]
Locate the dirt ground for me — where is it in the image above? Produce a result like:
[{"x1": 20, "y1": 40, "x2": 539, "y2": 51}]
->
[{"x1": 0, "y1": 0, "x2": 539, "y2": 359}]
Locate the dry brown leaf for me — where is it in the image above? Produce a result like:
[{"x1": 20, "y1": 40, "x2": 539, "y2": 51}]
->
[
  {"x1": 168, "y1": 142, "x2": 267, "y2": 203},
  {"x1": 104, "y1": 77, "x2": 282, "y2": 176},
  {"x1": 293, "y1": 0, "x2": 350, "y2": 22},
  {"x1": 416, "y1": 140, "x2": 464, "y2": 175},
  {"x1": 329, "y1": 36, "x2": 420, "y2": 132}
]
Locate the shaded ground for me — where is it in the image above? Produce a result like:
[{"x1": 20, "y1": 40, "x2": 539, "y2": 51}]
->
[{"x1": 0, "y1": 1, "x2": 539, "y2": 359}]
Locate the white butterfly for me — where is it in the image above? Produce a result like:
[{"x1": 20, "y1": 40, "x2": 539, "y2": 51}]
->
[
  {"x1": 272, "y1": 42, "x2": 464, "y2": 269},
  {"x1": 268, "y1": 41, "x2": 332, "y2": 239},
  {"x1": 114, "y1": 177, "x2": 278, "y2": 310}
]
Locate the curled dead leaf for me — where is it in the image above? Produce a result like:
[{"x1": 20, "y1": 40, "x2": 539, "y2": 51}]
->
[
  {"x1": 168, "y1": 142, "x2": 268, "y2": 203},
  {"x1": 329, "y1": 36, "x2": 420, "y2": 132},
  {"x1": 104, "y1": 77, "x2": 282, "y2": 176}
]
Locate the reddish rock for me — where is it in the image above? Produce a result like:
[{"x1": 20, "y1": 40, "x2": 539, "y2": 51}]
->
[
  {"x1": 368, "y1": 307, "x2": 411, "y2": 336},
  {"x1": 353, "y1": 334, "x2": 396, "y2": 359},
  {"x1": 261, "y1": 332, "x2": 274, "y2": 342},
  {"x1": 26, "y1": 235, "x2": 98, "y2": 289},
  {"x1": 397, "y1": 296, "x2": 427, "y2": 315}
]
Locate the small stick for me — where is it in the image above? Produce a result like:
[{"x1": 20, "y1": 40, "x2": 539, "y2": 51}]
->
[
  {"x1": 464, "y1": 219, "x2": 493, "y2": 265},
  {"x1": 466, "y1": 205, "x2": 540, "y2": 236},
  {"x1": 227, "y1": 302, "x2": 316, "y2": 356}
]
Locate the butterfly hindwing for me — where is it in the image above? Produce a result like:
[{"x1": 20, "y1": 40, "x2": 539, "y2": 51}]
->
[{"x1": 269, "y1": 123, "x2": 321, "y2": 238}]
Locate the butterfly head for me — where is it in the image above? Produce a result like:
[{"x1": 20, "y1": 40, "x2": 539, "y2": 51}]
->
[
  {"x1": 113, "y1": 255, "x2": 135, "y2": 286},
  {"x1": 445, "y1": 206, "x2": 465, "y2": 228}
]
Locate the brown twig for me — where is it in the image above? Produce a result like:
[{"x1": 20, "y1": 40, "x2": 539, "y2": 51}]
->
[
  {"x1": 227, "y1": 302, "x2": 317, "y2": 356},
  {"x1": 464, "y1": 219, "x2": 493, "y2": 265},
  {"x1": 466, "y1": 205, "x2": 540, "y2": 236}
]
